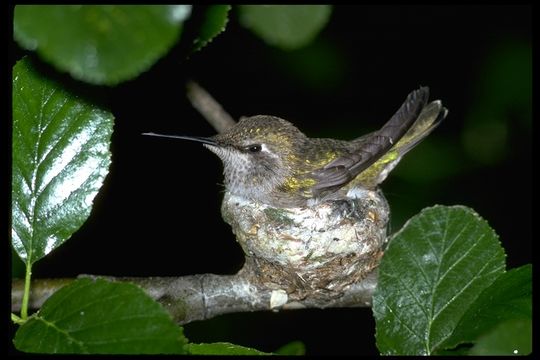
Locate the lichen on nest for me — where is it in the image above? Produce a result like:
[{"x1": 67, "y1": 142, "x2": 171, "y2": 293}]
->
[{"x1": 221, "y1": 188, "x2": 389, "y2": 301}]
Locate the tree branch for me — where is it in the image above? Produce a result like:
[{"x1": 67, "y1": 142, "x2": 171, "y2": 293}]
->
[
  {"x1": 11, "y1": 270, "x2": 377, "y2": 324},
  {"x1": 186, "y1": 80, "x2": 236, "y2": 133}
]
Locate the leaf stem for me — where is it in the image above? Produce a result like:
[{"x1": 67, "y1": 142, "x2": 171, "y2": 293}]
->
[
  {"x1": 21, "y1": 260, "x2": 32, "y2": 320},
  {"x1": 11, "y1": 313, "x2": 25, "y2": 325}
]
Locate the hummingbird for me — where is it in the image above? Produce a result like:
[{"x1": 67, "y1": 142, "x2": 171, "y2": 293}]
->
[{"x1": 143, "y1": 86, "x2": 447, "y2": 208}]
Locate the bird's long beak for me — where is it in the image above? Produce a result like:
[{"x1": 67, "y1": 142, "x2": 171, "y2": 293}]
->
[{"x1": 142, "y1": 132, "x2": 218, "y2": 146}]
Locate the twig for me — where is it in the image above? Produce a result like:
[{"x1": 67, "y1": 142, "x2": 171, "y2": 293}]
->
[
  {"x1": 11, "y1": 270, "x2": 377, "y2": 324},
  {"x1": 186, "y1": 81, "x2": 236, "y2": 133}
]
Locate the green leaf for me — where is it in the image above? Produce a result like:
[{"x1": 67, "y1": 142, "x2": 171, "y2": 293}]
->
[
  {"x1": 372, "y1": 205, "x2": 505, "y2": 355},
  {"x1": 469, "y1": 319, "x2": 532, "y2": 355},
  {"x1": 238, "y1": 5, "x2": 332, "y2": 50},
  {"x1": 12, "y1": 57, "x2": 113, "y2": 265},
  {"x1": 14, "y1": 278, "x2": 188, "y2": 354},
  {"x1": 186, "y1": 342, "x2": 270, "y2": 355},
  {"x1": 14, "y1": 5, "x2": 191, "y2": 85},
  {"x1": 436, "y1": 344, "x2": 473, "y2": 356},
  {"x1": 192, "y1": 5, "x2": 231, "y2": 53},
  {"x1": 442, "y1": 264, "x2": 531, "y2": 350},
  {"x1": 274, "y1": 340, "x2": 306, "y2": 355}
]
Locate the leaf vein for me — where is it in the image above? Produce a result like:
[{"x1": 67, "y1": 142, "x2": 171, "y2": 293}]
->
[
  {"x1": 430, "y1": 250, "x2": 497, "y2": 326},
  {"x1": 34, "y1": 316, "x2": 89, "y2": 353},
  {"x1": 52, "y1": 292, "x2": 131, "y2": 325},
  {"x1": 384, "y1": 261, "x2": 431, "y2": 320},
  {"x1": 382, "y1": 300, "x2": 424, "y2": 343},
  {"x1": 35, "y1": 119, "x2": 100, "y2": 204},
  {"x1": 400, "y1": 237, "x2": 433, "y2": 289},
  {"x1": 68, "y1": 314, "x2": 166, "y2": 335},
  {"x1": 434, "y1": 233, "x2": 486, "y2": 290},
  {"x1": 36, "y1": 99, "x2": 82, "y2": 167},
  {"x1": 34, "y1": 108, "x2": 88, "y2": 192},
  {"x1": 426, "y1": 210, "x2": 452, "y2": 353}
]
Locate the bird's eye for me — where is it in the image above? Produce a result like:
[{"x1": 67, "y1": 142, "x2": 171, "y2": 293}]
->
[{"x1": 246, "y1": 144, "x2": 262, "y2": 153}]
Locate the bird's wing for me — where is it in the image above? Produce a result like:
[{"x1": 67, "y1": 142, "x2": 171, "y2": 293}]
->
[{"x1": 309, "y1": 86, "x2": 430, "y2": 195}]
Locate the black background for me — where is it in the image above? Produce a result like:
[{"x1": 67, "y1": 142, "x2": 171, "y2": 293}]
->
[{"x1": 10, "y1": 5, "x2": 531, "y2": 355}]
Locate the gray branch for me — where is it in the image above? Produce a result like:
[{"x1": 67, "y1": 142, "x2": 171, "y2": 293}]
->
[
  {"x1": 11, "y1": 270, "x2": 377, "y2": 324},
  {"x1": 186, "y1": 80, "x2": 236, "y2": 133}
]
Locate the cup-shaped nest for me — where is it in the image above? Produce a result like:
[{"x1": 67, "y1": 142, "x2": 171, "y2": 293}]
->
[{"x1": 221, "y1": 188, "x2": 389, "y2": 301}]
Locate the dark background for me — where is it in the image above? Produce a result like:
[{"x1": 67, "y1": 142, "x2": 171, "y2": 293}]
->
[{"x1": 10, "y1": 5, "x2": 531, "y2": 355}]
